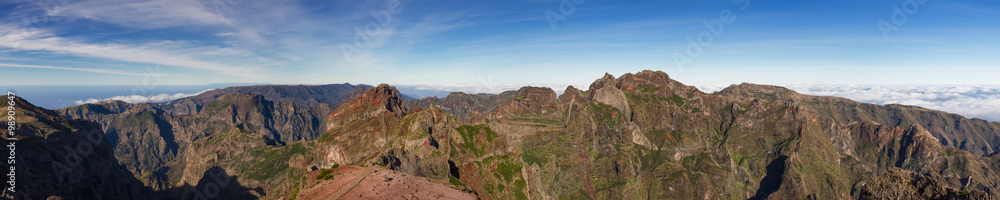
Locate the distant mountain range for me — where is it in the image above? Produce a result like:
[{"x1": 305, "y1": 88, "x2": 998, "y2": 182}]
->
[{"x1": 3, "y1": 70, "x2": 998, "y2": 199}]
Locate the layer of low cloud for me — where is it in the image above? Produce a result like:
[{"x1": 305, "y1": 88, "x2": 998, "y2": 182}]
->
[
  {"x1": 74, "y1": 89, "x2": 212, "y2": 105},
  {"x1": 697, "y1": 85, "x2": 1000, "y2": 123}
]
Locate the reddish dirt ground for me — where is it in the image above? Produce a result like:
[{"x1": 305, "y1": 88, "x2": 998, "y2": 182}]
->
[{"x1": 300, "y1": 166, "x2": 477, "y2": 200}]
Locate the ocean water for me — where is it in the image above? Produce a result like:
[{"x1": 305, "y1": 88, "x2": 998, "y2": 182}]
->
[{"x1": 4, "y1": 84, "x2": 253, "y2": 110}]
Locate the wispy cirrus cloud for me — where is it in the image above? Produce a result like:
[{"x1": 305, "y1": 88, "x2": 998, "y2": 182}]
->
[
  {"x1": 0, "y1": 62, "x2": 161, "y2": 76},
  {"x1": 45, "y1": 0, "x2": 295, "y2": 46},
  {"x1": 0, "y1": 0, "x2": 447, "y2": 81},
  {"x1": 46, "y1": 0, "x2": 231, "y2": 29},
  {"x1": 0, "y1": 25, "x2": 264, "y2": 75},
  {"x1": 0, "y1": 0, "x2": 280, "y2": 79}
]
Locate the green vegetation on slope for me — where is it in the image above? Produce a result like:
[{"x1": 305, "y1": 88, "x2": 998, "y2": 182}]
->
[
  {"x1": 242, "y1": 143, "x2": 309, "y2": 180},
  {"x1": 455, "y1": 124, "x2": 499, "y2": 156}
]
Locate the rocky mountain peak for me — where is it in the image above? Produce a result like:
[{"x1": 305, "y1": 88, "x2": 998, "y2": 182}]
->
[
  {"x1": 616, "y1": 70, "x2": 672, "y2": 90},
  {"x1": 588, "y1": 72, "x2": 618, "y2": 92},
  {"x1": 494, "y1": 86, "x2": 560, "y2": 115},
  {"x1": 369, "y1": 83, "x2": 407, "y2": 118},
  {"x1": 337, "y1": 85, "x2": 374, "y2": 106},
  {"x1": 714, "y1": 82, "x2": 805, "y2": 102},
  {"x1": 514, "y1": 86, "x2": 558, "y2": 104},
  {"x1": 3, "y1": 95, "x2": 69, "y2": 134},
  {"x1": 326, "y1": 84, "x2": 408, "y2": 131},
  {"x1": 4, "y1": 95, "x2": 49, "y2": 116},
  {"x1": 850, "y1": 121, "x2": 906, "y2": 148},
  {"x1": 634, "y1": 69, "x2": 670, "y2": 79},
  {"x1": 586, "y1": 70, "x2": 697, "y2": 96},
  {"x1": 558, "y1": 85, "x2": 586, "y2": 103},
  {"x1": 335, "y1": 84, "x2": 406, "y2": 117}
]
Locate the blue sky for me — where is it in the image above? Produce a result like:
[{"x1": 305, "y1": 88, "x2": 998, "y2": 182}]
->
[{"x1": 1, "y1": 0, "x2": 998, "y2": 87}]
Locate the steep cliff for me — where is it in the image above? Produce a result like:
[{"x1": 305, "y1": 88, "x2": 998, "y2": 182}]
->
[{"x1": 1, "y1": 95, "x2": 154, "y2": 200}]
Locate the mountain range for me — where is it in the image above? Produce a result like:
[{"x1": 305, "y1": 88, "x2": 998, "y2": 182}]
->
[{"x1": 3, "y1": 70, "x2": 998, "y2": 199}]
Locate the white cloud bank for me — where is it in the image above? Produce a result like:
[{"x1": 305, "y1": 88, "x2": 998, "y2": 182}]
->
[
  {"x1": 696, "y1": 85, "x2": 1000, "y2": 123},
  {"x1": 74, "y1": 89, "x2": 212, "y2": 105},
  {"x1": 784, "y1": 85, "x2": 1000, "y2": 122}
]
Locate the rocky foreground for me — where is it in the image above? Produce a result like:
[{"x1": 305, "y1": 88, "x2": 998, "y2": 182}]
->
[{"x1": 299, "y1": 166, "x2": 475, "y2": 200}]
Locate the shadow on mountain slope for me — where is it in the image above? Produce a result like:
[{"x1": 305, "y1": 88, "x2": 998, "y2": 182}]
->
[
  {"x1": 162, "y1": 166, "x2": 264, "y2": 200},
  {"x1": 751, "y1": 155, "x2": 788, "y2": 200}
]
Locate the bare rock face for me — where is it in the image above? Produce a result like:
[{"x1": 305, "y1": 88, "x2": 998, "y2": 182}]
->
[
  {"x1": 1, "y1": 95, "x2": 154, "y2": 200},
  {"x1": 849, "y1": 121, "x2": 906, "y2": 149},
  {"x1": 859, "y1": 168, "x2": 992, "y2": 200},
  {"x1": 846, "y1": 122, "x2": 945, "y2": 167},
  {"x1": 370, "y1": 84, "x2": 408, "y2": 119},
  {"x1": 588, "y1": 72, "x2": 617, "y2": 93},
  {"x1": 903, "y1": 125, "x2": 945, "y2": 159},
  {"x1": 377, "y1": 105, "x2": 453, "y2": 180},
  {"x1": 615, "y1": 70, "x2": 672, "y2": 91},
  {"x1": 498, "y1": 86, "x2": 559, "y2": 114},
  {"x1": 558, "y1": 85, "x2": 587, "y2": 103},
  {"x1": 516, "y1": 87, "x2": 558, "y2": 105},
  {"x1": 315, "y1": 89, "x2": 458, "y2": 182},
  {"x1": 327, "y1": 84, "x2": 408, "y2": 132},
  {"x1": 628, "y1": 122, "x2": 657, "y2": 150},
  {"x1": 592, "y1": 86, "x2": 632, "y2": 122}
]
